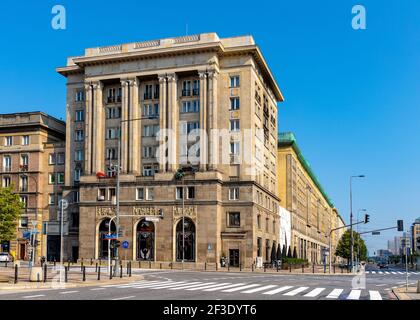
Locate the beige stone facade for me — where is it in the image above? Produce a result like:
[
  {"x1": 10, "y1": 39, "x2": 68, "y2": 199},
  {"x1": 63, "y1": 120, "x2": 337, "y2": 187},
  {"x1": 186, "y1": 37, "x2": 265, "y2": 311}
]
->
[
  {"x1": 57, "y1": 33, "x2": 283, "y2": 266},
  {"x1": 0, "y1": 112, "x2": 68, "y2": 262},
  {"x1": 277, "y1": 132, "x2": 344, "y2": 264}
]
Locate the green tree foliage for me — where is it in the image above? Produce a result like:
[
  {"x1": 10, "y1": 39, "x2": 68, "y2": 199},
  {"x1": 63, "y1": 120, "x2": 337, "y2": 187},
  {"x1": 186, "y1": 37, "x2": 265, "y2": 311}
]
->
[
  {"x1": 335, "y1": 230, "x2": 368, "y2": 262},
  {"x1": 0, "y1": 187, "x2": 23, "y2": 243}
]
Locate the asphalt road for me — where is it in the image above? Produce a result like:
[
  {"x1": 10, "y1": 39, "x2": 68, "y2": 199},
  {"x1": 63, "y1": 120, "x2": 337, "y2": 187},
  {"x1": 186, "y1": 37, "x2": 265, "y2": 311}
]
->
[{"x1": 0, "y1": 266, "x2": 418, "y2": 300}]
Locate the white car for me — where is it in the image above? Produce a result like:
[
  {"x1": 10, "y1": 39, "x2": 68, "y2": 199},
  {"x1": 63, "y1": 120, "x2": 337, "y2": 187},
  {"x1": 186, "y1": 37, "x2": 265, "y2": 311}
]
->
[{"x1": 0, "y1": 252, "x2": 13, "y2": 262}]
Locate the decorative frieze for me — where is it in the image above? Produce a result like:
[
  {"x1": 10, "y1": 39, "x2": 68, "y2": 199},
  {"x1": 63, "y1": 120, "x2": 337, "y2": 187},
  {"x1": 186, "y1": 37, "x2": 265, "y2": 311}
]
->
[
  {"x1": 96, "y1": 207, "x2": 116, "y2": 218},
  {"x1": 172, "y1": 206, "x2": 197, "y2": 220}
]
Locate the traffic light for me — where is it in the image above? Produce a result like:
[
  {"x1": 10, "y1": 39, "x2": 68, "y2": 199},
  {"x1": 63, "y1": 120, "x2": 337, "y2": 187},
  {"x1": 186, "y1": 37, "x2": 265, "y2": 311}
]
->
[
  {"x1": 364, "y1": 214, "x2": 370, "y2": 224},
  {"x1": 397, "y1": 220, "x2": 404, "y2": 232}
]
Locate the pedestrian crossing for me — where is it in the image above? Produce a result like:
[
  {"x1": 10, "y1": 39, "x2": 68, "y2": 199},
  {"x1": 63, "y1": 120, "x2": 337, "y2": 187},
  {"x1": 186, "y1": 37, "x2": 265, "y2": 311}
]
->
[
  {"x1": 366, "y1": 270, "x2": 419, "y2": 275},
  {"x1": 102, "y1": 280, "x2": 385, "y2": 300}
]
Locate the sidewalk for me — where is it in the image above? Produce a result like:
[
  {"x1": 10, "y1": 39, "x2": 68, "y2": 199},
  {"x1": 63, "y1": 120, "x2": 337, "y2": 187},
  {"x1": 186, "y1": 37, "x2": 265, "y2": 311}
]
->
[{"x1": 392, "y1": 286, "x2": 420, "y2": 300}]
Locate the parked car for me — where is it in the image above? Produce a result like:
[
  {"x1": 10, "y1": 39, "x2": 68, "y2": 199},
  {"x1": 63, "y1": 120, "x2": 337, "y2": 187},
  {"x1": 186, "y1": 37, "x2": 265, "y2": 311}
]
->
[
  {"x1": 378, "y1": 262, "x2": 389, "y2": 269},
  {"x1": 0, "y1": 252, "x2": 13, "y2": 263}
]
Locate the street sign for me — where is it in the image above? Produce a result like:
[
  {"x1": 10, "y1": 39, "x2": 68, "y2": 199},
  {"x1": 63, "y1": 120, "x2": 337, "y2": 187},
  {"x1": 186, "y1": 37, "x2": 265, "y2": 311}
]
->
[
  {"x1": 122, "y1": 241, "x2": 129, "y2": 249},
  {"x1": 59, "y1": 199, "x2": 68, "y2": 210},
  {"x1": 372, "y1": 231, "x2": 380, "y2": 235},
  {"x1": 103, "y1": 234, "x2": 118, "y2": 239},
  {"x1": 145, "y1": 216, "x2": 161, "y2": 222}
]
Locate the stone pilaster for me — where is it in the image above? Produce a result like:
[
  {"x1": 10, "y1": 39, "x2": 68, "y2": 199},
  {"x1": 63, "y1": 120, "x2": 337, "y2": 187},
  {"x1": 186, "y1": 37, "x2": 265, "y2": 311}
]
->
[
  {"x1": 84, "y1": 82, "x2": 94, "y2": 175},
  {"x1": 207, "y1": 70, "x2": 218, "y2": 170},
  {"x1": 129, "y1": 78, "x2": 140, "y2": 174},
  {"x1": 167, "y1": 73, "x2": 178, "y2": 172},
  {"x1": 92, "y1": 81, "x2": 104, "y2": 174},
  {"x1": 121, "y1": 79, "x2": 130, "y2": 173},
  {"x1": 158, "y1": 74, "x2": 167, "y2": 172},
  {"x1": 198, "y1": 71, "x2": 208, "y2": 171}
]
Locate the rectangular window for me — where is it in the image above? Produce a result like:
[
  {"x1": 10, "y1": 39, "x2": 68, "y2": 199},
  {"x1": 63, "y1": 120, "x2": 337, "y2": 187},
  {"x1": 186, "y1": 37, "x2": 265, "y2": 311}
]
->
[
  {"x1": 20, "y1": 217, "x2": 28, "y2": 228},
  {"x1": 266, "y1": 218, "x2": 269, "y2": 232},
  {"x1": 48, "y1": 194, "x2": 55, "y2": 205},
  {"x1": 75, "y1": 130, "x2": 84, "y2": 141},
  {"x1": 48, "y1": 173, "x2": 55, "y2": 184},
  {"x1": 106, "y1": 148, "x2": 117, "y2": 160},
  {"x1": 146, "y1": 188, "x2": 154, "y2": 200},
  {"x1": 257, "y1": 215, "x2": 261, "y2": 229},
  {"x1": 107, "y1": 88, "x2": 116, "y2": 103},
  {"x1": 5, "y1": 136, "x2": 12, "y2": 146},
  {"x1": 143, "y1": 164, "x2": 158, "y2": 176},
  {"x1": 257, "y1": 237, "x2": 262, "y2": 257},
  {"x1": 57, "y1": 153, "x2": 65, "y2": 165},
  {"x1": 2, "y1": 177, "x2": 11, "y2": 187},
  {"x1": 230, "y1": 76, "x2": 240, "y2": 88},
  {"x1": 143, "y1": 125, "x2": 159, "y2": 137},
  {"x1": 3, "y1": 155, "x2": 11, "y2": 172},
  {"x1": 136, "y1": 188, "x2": 144, "y2": 200},
  {"x1": 230, "y1": 142, "x2": 240, "y2": 155},
  {"x1": 57, "y1": 173, "x2": 64, "y2": 184},
  {"x1": 108, "y1": 188, "x2": 116, "y2": 202},
  {"x1": 144, "y1": 84, "x2": 153, "y2": 100},
  {"x1": 192, "y1": 80, "x2": 200, "y2": 96},
  {"x1": 229, "y1": 187, "x2": 239, "y2": 200},
  {"x1": 75, "y1": 150, "x2": 83, "y2": 161},
  {"x1": 106, "y1": 128, "x2": 120, "y2": 140},
  {"x1": 176, "y1": 187, "x2": 183, "y2": 200},
  {"x1": 21, "y1": 154, "x2": 29, "y2": 166},
  {"x1": 181, "y1": 122, "x2": 200, "y2": 135},
  {"x1": 75, "y1": 90, "x2": 84, "y2": 102},
  {"x1": 20, "y1": 176, "x2": 28, "y2": 192},
  {"x1": 181, "y1": 100, "x2": 200, "y2": 113},
  {"x1": 73, "y1": 191, "x2": 80, "y2": 203},
  {"x1": 142, "y1": 146, "x2": 154, "y2": 158},
  {"x1": 230, "y1": 119, "x2": 240, "y2": 131},
  {"x1": 187, "y1": 186, "x2": 195, "y2": 199},
  {"x1": 49, "y1": 153, "x2": 56, "y2": 165},
  {"x1": 228, "y1": 212, "x2": 241, "y2": 227},
  {"x1": 230, "y1": 97, "x2": 240, "y2": 110},
  {"x1": 182, "y1": 80, "x2": 191, "y2": 96},
  {"x1": 22, "y1": 135, "x2": 29, "y2": 145},
  {"x1": 74, "y1": 169, "x2": 82, "y2": 182},
  {"x1": 20, "y1": 196, "x2": 28, "y2": 208},
  {"x1": 75, "y1": 110, "x2": 84, "y2": 122},
  {"x1": 106, "y1": 107, "x2": 121, "y2": 119},
  {"x1": 143, "y1": 104, "x2": 159, "y2": 117}
]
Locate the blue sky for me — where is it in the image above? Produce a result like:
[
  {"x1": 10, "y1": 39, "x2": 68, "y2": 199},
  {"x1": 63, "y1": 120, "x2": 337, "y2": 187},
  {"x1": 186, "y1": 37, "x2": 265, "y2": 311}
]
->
[{"x1": 1, "y1": 0, "x2": 419, "y2": 254}]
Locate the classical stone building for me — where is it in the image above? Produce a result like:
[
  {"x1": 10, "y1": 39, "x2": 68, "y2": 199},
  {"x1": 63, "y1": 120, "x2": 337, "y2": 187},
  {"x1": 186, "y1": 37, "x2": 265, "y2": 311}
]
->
[
  {"x1": 0, "y1": 112, "x2": 70, "y2": 262},
  {"x1": 57, "y1": 33, "x2": 283, "y2": 266},
  {"x1": 277, "y1": 132, "x2": 344, "y2": 264}
]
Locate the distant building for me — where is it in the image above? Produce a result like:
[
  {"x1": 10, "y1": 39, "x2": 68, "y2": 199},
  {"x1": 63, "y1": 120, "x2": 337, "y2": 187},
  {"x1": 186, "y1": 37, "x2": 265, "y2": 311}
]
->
[
  {"x1": 411, "y1": 217, "x2": 420, "y2": 255},
  {"x1": 377, "y1": 249, "x2": 392, "y2": 259}
]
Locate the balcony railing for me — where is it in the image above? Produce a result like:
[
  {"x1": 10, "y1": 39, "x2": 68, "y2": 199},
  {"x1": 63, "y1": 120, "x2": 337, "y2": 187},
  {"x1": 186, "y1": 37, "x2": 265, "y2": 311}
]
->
[
  {"x1": 2, "y1": 166, "x2": 11, "y2": 172},
  {"x1": 107, "y1": 96, "x2": 122, "y2": 104},
  {"x1": 154, "y1": 92, "x2": 160, "y2": 99},
  {"x1": 144, "y1": 93, "x2": 153, "y2": 100},
  {"x1": 192, "y1": 88, "x2": 200, "y2": 96}
]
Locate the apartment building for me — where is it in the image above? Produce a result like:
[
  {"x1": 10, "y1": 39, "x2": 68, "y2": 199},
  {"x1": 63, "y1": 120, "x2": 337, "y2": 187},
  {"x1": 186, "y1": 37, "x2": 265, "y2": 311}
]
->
[
  {"x1": 57, "y1": 33, "x2": 284, "y2": 266},
  {"x1": 0, "y1": 112, "x2": 67, "y2": 261}
]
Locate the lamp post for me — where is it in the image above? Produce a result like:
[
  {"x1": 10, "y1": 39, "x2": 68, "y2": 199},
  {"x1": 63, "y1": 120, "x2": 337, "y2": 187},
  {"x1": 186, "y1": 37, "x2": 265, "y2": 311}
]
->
[
  {"x1": 23, "y1": 174, "x2": 38, "y2": 267},
  {"x1": 350, "y1": 175, "x2": 365, "y2": 272},
  {"x1": 356, "y1": 209, "x2": 367, "y2": 270}
]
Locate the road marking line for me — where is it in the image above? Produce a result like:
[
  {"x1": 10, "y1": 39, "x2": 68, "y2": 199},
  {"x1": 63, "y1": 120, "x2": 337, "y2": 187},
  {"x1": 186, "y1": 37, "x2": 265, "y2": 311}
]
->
[
  {"x1": 169, "y1": 282, "x2": 216, "y2": 291},
  {"x1": 111, "y1": 296, "x2": 136, "y2": 300},
  {"x1": 326, "y1": 289, "x2": 343, "y2": 299},
  {"x1": 376, "y1": 284, "x2": 387, "y2": 287},
  {"x1": 203, "y1": 283, "x2": 246, "y2": 292},
  {"x1": 378, "y1": 271, "x2": 383, "y2": 274},
  {"x1": 398, "y1": 272, "x2": 404, "y2": 274},
  {"x1": 222, "y1": 284, "x2": 260, "y2": 293},
  {"x1": 262, "y1": 286, "x2": 294, "y2": 295},
  {"x1": 101, "y1": 280, "x2": 154, "y2": 288},
  {"x1": 304, "y1": 288, "x2": 326, "y2": 297},
  {"x1": 90, "y1": 288, "x2": 106, "y2": 291},
  {"x1": 59, "y1": 291, "x2": 79, "y2": 294},
  {"x1": 187, "y1": 283, "x2": 231, "y2": 291},
  {"x1": 23, "y1": 295, "x2": 45, "y2": 299},
  {"x1": 369, "y1": 290, "x2": 382, "y2": 300},
  {"x1": 114, "y1": 280, "x2": 164, "y2": 288},
  {"x1": 131, "y1": 281, "x2": 181, "y2": 289},
  {"x1": 384, "y1": 272, "x2": 390, "y2": 274},
  {"x1": 241, "y1": 285, "x2": 277, "y2": 293},
  {"x1": 347, "y1": 290, "x2": 361, "y2": 300},
  {"x1": 283, "y1": 287, "x2": 309, "y2": 296},
  {"x1": 371, "y1": 271, "x2": 376, "y2": 274},
  {"x1": 148, "y1": 282, "x2": 192, "y2": 289},
  {"x1": 391, "y1": 272, "x2": 397, "y2": 274}
]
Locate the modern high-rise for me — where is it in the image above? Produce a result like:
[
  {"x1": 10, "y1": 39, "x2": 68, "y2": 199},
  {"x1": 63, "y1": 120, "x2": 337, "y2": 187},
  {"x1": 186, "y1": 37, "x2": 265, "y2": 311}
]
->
[
  {"x1": 0, "y1": 112, "x2": 67, "y2": 261},
  {"x1": 57, "y1": 33, "x2": 283, "y2": 266}
]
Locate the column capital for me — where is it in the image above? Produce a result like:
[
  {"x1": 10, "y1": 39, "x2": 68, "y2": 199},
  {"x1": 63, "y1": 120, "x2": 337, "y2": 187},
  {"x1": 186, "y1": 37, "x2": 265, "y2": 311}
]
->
[
  {"x1": 198, "y1": 70, "x2": 207, "y2": 78},
  {"x1": 158, "y1": 74, "x2": 167, "y2": 83},
  {"x1": 207, "y1": 70, "x2": 218, "y2": 79},
  {"x1": 166, "y1": 73, "x2": 177, "y2": 82}
]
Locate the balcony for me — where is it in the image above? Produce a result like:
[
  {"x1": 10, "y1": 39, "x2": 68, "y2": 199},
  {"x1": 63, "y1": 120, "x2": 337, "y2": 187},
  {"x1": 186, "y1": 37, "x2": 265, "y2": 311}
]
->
[
  {"x1": 97, "y1": 195, "x2": 105, "y2": 201},
  {"x1": 2, "y1": 166, "x2": 11, "y2": 173},
  {"x1": 153, "y1": 92, "x2": 160, "y2": 99},
  {"x1": 106, "y1": 96, "x2": 121, "y2": 104},
  {"x1": 182, "y1": 89, "x2": 191, "y2": 97}
]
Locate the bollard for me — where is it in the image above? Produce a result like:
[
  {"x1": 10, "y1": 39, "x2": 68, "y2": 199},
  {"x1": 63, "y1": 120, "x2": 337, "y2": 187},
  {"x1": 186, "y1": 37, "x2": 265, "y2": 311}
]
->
[
  {"x1": 120, "y1": 264, "x2": 123, "y2": 278},
  {"x1": 54, "y1": 259, "x2": 56, "y2": 268},
  {"x1": 160, "y1": 263, "x2": 162, "y2": 270},
  {"x1": 90, "y1": 258, "x2": 93, "y2": 266},
  {"x1": 139, "y1": 261, "x2": 141, "y2": 269},
  {"x1": 5, "y1": 261, "x2": 7, "y2": 268},
  {"x1": 334, "y1": 265, "x2": 336, "y2": 274},
  {"x1": 14, "y1": 264, "x2": 18, "y2": 284},
  {"x1": 129, "y1": 263, "x2": 132, "y2": 277},
  {"x1": 417, "y1": 280, "x2": 420, "y2": 293},
  {"x1": 205, "y1": 262, "x2": 207, "y2": 271},
  {"x1": 65, "y1": 266, "x2": 68, "y2": 283},
  {"x1": 228, "y1": 263, "x2": 230, "y2": 272},
  {"x1": 83, "y1": 266, "x2": 86, "y2": 281},
  {"x1": 95, "y1": 263, "x2": 98, "y2": 273},
  {"x1": 109, "y1": 266, "x2": 113, "y2": 280},
  {"x1": 277, "y1": 263, "x2": 279, "y2": 272},
  {"x1": 216, "y1": 262, "x2": 218, "y2": 271},
  {"x1": 289, "y1": 264, "x2": 292, "y2": 273},
  {"x1": 252, "y1": 263, "x2": 254, "y2": 272},
  {"x1": 171, "y1": 262, "x2": 173, "y2": 270},
  {"x1": 97, "y1": 266, "x2": 101, "y2": 281},
  {"x1": 264, "y1": 264, "x2": 266, "y2": 272},
  {"x1": 302, "y1": 264, "x2": 304, "y2": 273},
  {"x1": 149, "y1": 261, "x2": 151, "y2": 269},
  {"x1": 81, "y1": 259, "x2": 84, "y2": 272},
  {"x1": 43, "y1": 264, "x2": 47, "y2": 283},
  {"x1": 313, "y1": 263, "x2": 315, "y2": 274},
  {"x1": 240, "y1": 263, "x2": 242, "y2": 272}
]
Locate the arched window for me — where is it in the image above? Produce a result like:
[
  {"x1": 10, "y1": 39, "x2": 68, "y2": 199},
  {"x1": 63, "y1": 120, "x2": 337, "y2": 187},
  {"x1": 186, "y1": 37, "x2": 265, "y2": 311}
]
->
[
  {"x1": 176, "y1": 218, "x2": 196, "y2": 262},
  {"x1": 99, "y1": 219, "x2": 116, "y2": 258},
  {"x1": 137, "y1": 219, "x2": 155, "y2": 261}
]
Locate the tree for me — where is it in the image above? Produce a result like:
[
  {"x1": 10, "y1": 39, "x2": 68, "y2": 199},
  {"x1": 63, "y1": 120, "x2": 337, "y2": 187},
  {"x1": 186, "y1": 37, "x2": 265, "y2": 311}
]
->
[
  {"x1": 292, "y1": 247, "x2": 297, "y2": 258},
  {"x1": 0, "y1": 187, "x2": 23, "y2": 243},
  {"x1": 281, "y1": 244, "x2": 287, "y2": 258},
  {"x1": 335, "y1": 230, "x2": 368, "y2": 263}
]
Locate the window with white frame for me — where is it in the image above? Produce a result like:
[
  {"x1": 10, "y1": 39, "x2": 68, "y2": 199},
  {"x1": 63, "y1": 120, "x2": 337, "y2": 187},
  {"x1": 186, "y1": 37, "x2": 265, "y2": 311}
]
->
[
  {"x1": 74, "y1": 169, "x2": 82, "y2": 182},
  {"x1": 230, "y1": 97, "x2": 240, "y2": 110},
  {"x1": 73, "y1": 191, "x2": 80, "y2": 203},
  {"x1": 20, "y1": 217, "x2": 28, "y2": 228},
  {"x1": 228, "y1": 212, "x2": 241, "y2": 227},
  {"x1": 75, "y1": 130, "x2": 84, "y2": 141},
  {"x1": 181, "y1": 100, "x2": 200, "y2": 113},
  {"x1": 108, "y1": 188, "x2": 116, "y2": 201},
  {"x1": 21, "y1": 154, "x2": 29, "y2": 166},
  {"x1": 57, "y1": 173, "x2": 64, "y2": 184},
  {"x1": 187, "y1": 186, "x2": 195, "y2": 199},
  {"x1": 3, "y1": 155, "x2": 11, "y2": 172},
  {"x1": 106, "y1": 128, "x2": 120, "y2": 140},
  {"x1": 2, "y1": 176, "x2": 11, "y2": 187},
  {"x1": 106, "y1": 148, "x2": 117, "y2": 160},
  {"x1": 181, "y1": 122, "x2": 200, "y2": 135},
  {"x1": 20, "y1": 195, "x2": 28, "y2": 208},
  {"x1": 146, "y1": 187, "x2": 154, "y2": 200},
  {"x1": 230, "y1": 75, "x2": 240, "y2": 88},
  {"x1": 230, "y1": 142, "x2": 240, "y2": 155},
  {"x1": 136, "y1": 188, "x2": 144, "y2": 200},
  {"x1": 48, "y1": 194, "x2": 55, "y2": 205},
  {"x1": 143, "y1": 125, "x2": 159, "y2": 137},
  {"x1": 230, "y1": 119, "x2": 240, "y2": 131},
  {"x1": 75, "y1": 150, "x2": 83, "y2": 162},
  {"x1": 5, "y1": 136, "x2": 12, "y2": 146},
  {"x1": 176, "y1": 187, "x2": 183, "y2": 200},
  {"x1": 75, "y1": 110, "x2": 84, "y2": 122},
  {"x1": 22, "y1": 135, "x2": 29, "y2": 145},
  {"x1": 49, "y1": 153, "x2": 56, "y2": 165},
  {"x1": 20, "y1": 176, "x2": 28, "y2": 191},
  {"x1": 75, "y1": 90, "x2": 84, "y2": 102},
  {"x1": 57, "y1": 153, "x2": 65, "y2": 165},
  {"x1": 143, "y1": 104, "x2": 159, "y2": 117},
  {"x1": 142, "y1": 146, "x2": 154, "y2": 158},
  {"x1": 229, "y1": 187, "x2": 239, "y2": 200},
  {"x1": 143, "y1": 164, "x2": 158, "y2": 176},
  {"x1": 106, "y1": 107, "x2": 121, "y2": 119},
  {"x1": 48, "y1": 173, "x2": 55, "y2": 184}
]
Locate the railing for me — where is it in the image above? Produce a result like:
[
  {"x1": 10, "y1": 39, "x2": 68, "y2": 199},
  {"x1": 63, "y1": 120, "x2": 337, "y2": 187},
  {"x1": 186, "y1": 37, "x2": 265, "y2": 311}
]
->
[
  {"x1": 192, "y1": 88, "x2": 200, "y2": 96},
  {"x1": 2, "y1": 166, "x2": 12, "y2": 173},
  {"x1": 20, "y1": 165, "x2": 28, "y2": 172}
]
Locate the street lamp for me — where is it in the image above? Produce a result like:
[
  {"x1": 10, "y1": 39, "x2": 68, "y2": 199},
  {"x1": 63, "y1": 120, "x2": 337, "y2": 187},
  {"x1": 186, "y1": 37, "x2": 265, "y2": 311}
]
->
[
  {"x1": 350, "y1": 175, "x2": 365, "y2": 272},
  {"x1": 356, "y1": 209, "x2": 367, "y2": 269}
]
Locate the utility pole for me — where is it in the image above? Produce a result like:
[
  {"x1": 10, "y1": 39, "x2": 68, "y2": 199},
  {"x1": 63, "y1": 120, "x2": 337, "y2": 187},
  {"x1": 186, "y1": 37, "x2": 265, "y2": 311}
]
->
[{"x1": 350, "y1": 175, "x2": 365, "y2": 272}]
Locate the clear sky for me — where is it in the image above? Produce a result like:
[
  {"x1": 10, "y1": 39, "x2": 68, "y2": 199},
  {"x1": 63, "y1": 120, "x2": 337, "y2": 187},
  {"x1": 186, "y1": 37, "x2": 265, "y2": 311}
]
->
[{"x1": 1, "y1": 0, "x2": 418, "y2": 254}]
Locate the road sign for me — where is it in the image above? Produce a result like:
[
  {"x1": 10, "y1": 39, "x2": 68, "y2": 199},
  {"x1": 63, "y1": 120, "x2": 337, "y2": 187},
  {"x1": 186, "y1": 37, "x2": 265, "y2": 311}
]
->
[
  {"x1": 145, "y1": 216, "x2": 161, "y2": 222},
  {"x1": 103, "y1": 234, "x2": 118, "y2": 239},
  {"x1": 122, "y1": 241, "x2": 129, "y2": 249},
  {"x1": 372, "y1": 231, "x2": 380, "y2": 235},
  {"x1": 59, "y1": 199, "x2": 68, "y2": 210}
]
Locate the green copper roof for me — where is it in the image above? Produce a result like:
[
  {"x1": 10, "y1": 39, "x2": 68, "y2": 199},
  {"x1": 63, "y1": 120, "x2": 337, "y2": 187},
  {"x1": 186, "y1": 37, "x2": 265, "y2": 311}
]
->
[{"x1": 278, "y1": 132, "x2": 334, "y2": 208}]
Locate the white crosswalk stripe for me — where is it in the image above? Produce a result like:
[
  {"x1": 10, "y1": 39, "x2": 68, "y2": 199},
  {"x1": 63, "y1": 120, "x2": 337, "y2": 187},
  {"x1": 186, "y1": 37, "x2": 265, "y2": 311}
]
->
[
  {"x1": 186, "y1": 282, "x2": 231, "y2": 291},
  {"x1": 241, "y1": 285, "x2": 277, "y2": 293},
  {"x1": 149, "y1": 282, "x2": 197, "y2": 289},
  {"x1": 169, "y1": 282, "x2": 217, "y2": 290},
  {"x1": 304, "y1": 288, "x2": 325, "y2": 298},
  {"x1": 284, "y1": 287, "x2": 309, "y2": 296},
  {"x1": 371, "y1": 271, "x2": 376, "y2": 274},
  {"x1": 347, "y1": 290, "x2": 361, "y2": 300},
  {"x1": 222, "y1": 284, "x2": 260, "y2": 293},
  {"x1": 391, "y1": 272, "x2": 397, "y2": 274},
  {"x1": 262, "y1": 286, "x2": 294, "y2": 295},
  {"x1": 326, "y1": 289, "x2": 343, "y2": 299},
  {"x1": 369, "y1": 290, "x2": 382, "y2": 300},
  {"x1": 203, "y1": 283, "x2": 246, "y2": 292},
  {"x1": 130, "y1": 281, "x2": 179, "y2": 289},
  {"x1": 378, "y1": 271, "x2": 383, "y2": 274},
  {"x1": 115, "y1": 280, "x2": 165, "y2": 288}
]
